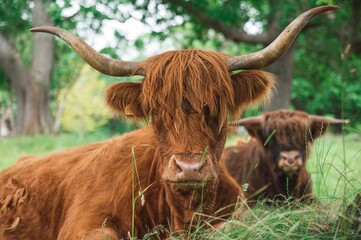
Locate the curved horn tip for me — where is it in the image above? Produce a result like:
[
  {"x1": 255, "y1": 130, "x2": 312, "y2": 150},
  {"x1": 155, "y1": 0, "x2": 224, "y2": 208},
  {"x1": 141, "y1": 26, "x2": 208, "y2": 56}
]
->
[
  {"x1": 307, "y1": 5, "x2": 339, "y2": 15},
  {"x1": 311, "y1": 117, "x2": 350, "y2": 124},
  {"x1": 30, "y1": 26, "x2": 51, "y2": 32},
  {"x1": 315, "y1": 5, "x2": 339, "y2": 11},
  {"x1": 229, "y1": 116, "x2": 263, "y2": 126},
  {"x1": 329, "y1": 118, "x2": 350, "y2": 124},
  {"x1": 30, "y1": 27, "x2": 39, "y2": 32},
  {"x1": 29, "y1": 26, "x2": 63, "y2": 36}
]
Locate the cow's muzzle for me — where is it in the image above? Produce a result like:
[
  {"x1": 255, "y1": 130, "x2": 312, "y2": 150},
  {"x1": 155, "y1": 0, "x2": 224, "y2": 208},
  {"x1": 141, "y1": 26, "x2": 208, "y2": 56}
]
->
[
  {"x1": 164, "y1": 153, "x2": 213, "y2": 186},
  {"x1": 277, "y1": 150, "x2": 303, "y2": 174}
]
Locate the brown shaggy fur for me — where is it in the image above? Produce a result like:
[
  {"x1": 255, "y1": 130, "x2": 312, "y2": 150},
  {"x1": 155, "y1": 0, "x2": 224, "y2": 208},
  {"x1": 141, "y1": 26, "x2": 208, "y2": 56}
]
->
[
  {"x1": 224, "y1": 109, "x2": 337, "y2": 205},
  {"x1": 0, "y1": 49, "x2": 274, "y2": 239}
]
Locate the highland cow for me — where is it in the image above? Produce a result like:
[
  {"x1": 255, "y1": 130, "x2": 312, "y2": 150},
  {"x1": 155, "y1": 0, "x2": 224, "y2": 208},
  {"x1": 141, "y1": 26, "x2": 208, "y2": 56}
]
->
[
  {"x1": 0, "y1": 6, "x2": 337, "y2": 239},
  {"x1": 224, "y1": 109, "x2": 348, "y2": 204}
]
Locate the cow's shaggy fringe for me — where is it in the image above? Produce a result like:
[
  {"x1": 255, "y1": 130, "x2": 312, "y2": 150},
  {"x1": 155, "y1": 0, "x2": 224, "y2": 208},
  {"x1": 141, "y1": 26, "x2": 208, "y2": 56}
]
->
[{"x1": 139, "y1": 49, "x2": 274, "y2": 147}]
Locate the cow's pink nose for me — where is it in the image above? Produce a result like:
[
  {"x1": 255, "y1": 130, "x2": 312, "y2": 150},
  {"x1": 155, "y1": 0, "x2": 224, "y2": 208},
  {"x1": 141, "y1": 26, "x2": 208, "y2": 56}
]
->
[
  {"x1": 286, "y1": 158, "x2": 295, "y2": 164},
  {"x1": 174, "y1": 159, "x2": 205, "y2": 174},
  {"x1": 170, "y1": 154, "x2": 208, "y2": 182}
]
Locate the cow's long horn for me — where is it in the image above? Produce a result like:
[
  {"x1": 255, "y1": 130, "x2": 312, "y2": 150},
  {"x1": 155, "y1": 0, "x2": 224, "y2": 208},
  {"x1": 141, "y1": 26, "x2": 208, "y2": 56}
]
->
[
  {"x1": 227, "y1": 5, "x2": 338, "y2": 71},
  {"x1": 30, "y1": 26, "x2": 145, "y2": 76},
  {"x1": 308, "y1": 115, "x2": 350, "y2": 124},
  {"x1": 229, "y1": 116, "x2": 263, "y2": 126}
]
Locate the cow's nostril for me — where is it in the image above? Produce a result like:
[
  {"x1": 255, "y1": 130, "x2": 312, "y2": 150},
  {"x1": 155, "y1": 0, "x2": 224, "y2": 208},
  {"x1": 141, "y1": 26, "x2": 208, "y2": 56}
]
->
[{"x1": 175, "y1": 163, "x2": 183, "y2": 173}]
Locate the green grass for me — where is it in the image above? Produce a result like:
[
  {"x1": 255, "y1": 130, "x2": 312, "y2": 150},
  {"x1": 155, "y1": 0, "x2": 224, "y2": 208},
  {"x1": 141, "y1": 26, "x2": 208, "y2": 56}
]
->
[
  {"x1": 0, "y1": 131, "x2": 111, "y2": 169},
  {"x1": 0, "y1": 131, "x2": 360, "y2": 238},
  {"x1": 309, "y1": 134, "x2": 361, "y2": 205}
]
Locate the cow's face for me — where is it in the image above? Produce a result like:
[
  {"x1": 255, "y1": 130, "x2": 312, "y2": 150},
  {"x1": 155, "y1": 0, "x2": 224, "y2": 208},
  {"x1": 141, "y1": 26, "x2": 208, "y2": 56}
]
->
[
  {"x1": 269, "y1": 144, "x2": 307, "y2": 176},
  {"x1": 105, "y1": 50, "x2": 274, "y2": 190},
  {"x1": 241, "y1": 110, "x2": 337, "y2": 176},
  {"x1": 152, "y1": 101, "x2": 228, "y2": 189}
]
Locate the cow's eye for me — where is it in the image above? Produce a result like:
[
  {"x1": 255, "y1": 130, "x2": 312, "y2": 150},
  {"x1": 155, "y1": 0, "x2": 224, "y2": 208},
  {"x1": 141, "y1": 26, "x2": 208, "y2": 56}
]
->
[{"x1": 202, "y1": 105, "x2": 213, "y2": 117}]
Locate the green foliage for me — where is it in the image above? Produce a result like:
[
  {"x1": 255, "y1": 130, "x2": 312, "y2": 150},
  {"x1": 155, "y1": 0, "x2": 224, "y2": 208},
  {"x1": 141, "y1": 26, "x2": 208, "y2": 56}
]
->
[
  {"x1": 292, "y1": 2, "x2": 361, "y2": 129},
  {"x1": 0, "y1": 0, "x2": 141, "y2": 135},
  {"x1": 316, "y1": 0, "x2": 334, "y2": 5},
  {"x1": 0, "y1": 0, "x2": 31, "y2": 37},
  {"x1": 57, "y1": 65, "x2": 111, "y2": 133}
]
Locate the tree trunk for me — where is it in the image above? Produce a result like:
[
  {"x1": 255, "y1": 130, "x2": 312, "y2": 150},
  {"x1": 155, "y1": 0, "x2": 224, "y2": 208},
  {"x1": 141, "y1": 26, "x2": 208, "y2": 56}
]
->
[
  {"x1": 265, "y1": 45, "x2": 294, "y2": 111},
  {"x1": 0, "y1": 0, "x2": 54, "y2": 134},
  {"x1": 28, "y1": 0, "x2": 55, "y2": 134},
  {"x1": 0, "y1": 32, "x2": 29, "y2": 134}
]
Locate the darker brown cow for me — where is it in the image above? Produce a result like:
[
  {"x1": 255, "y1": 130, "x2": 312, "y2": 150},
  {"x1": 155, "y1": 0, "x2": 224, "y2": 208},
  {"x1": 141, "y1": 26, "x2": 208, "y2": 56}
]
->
[
  {"x1": 224, "y1": 109, "x2": 348, "y2": 204},
  {"x1": 0, "y1": 6, "x2": 337, "y2": 239}
]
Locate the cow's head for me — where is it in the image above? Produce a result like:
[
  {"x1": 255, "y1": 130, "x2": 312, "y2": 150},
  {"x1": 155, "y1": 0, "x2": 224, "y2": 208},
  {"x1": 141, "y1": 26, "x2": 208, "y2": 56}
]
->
[
  {"x1": 30, "y1": 6, "x2": 337, "y2": 189},
  {"x1": 230, "y1": 109, "x2": 348, "y2": 176}
]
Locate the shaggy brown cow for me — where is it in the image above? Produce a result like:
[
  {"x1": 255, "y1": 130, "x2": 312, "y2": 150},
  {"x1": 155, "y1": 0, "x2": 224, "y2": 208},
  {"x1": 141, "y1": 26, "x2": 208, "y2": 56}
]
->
[
  {"x1": 224, "y1": 109, "x2": 348, "y2": 204},
  {"x1": 0, "y1": 6, "x2": 337, "y2": 239}
]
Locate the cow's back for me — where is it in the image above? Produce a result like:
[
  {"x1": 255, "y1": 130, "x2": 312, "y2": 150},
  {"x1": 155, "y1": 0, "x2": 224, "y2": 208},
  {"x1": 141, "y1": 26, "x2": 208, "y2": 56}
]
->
[
  {"x1": 0, "y1": 127, "x2": 157, "y2": 239},
  {"x1": 224, "y1": 139, "x2": 260, "y2": 184},
  {"x1": 224, "y1": 139, "x2": 269, "y2": 199}
]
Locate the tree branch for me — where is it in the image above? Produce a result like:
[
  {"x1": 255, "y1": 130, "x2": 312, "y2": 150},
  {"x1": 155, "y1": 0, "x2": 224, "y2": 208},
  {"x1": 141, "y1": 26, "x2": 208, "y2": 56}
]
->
[
  {"x1": 164, "y1": 0, "x2": 280, "y2": 45},
  {"x1": 267, "y1": 0, "x2": 281, "y2": 31},
  {"x1": 31, "y1": 0, "x2": 54, "y2": 89}
]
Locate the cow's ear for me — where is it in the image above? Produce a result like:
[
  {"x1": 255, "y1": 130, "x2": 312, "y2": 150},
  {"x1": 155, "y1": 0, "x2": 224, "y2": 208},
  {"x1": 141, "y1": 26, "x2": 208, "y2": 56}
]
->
[
  {"x1": 105, "y1": 82, "x2": 146, "y2": 118},
  {"x1": 230, "y1": 70, "x2": 275, "y2": 114},
  {"x1": 242, "y1": 122, "x2": 263, "y2": 140},
  {"x1": 229, "y1": 116, "x2": 264, "y2": 140},
  {"x1": 309, "y1": 116, "x2": 349, "y2": 139},
  {"x1": 309, "y1": 121, "x2": 329, "y2": 139}
]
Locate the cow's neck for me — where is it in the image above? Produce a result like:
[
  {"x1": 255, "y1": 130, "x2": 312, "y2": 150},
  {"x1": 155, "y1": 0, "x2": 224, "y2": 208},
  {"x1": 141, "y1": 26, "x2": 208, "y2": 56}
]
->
[
  {"x1": 258, "y1": 149, "x2": 296, "y2": 193},
  {"x1": 157, "y1": 154, "x2": 219, "y2": 233},
  {"x1": 162, "y1": 183, "x2": 218, "y2": 233},
  {"x1": 137, "y1": 129, "x2": 227, "y2": 235},
  {"x1": 277, "y1": 172, "x2": 299, "y2": 195}
]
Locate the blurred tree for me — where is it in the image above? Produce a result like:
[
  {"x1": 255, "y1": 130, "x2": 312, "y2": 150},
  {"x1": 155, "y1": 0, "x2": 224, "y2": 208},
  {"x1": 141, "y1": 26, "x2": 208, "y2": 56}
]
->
[
  {"x1": 0, "y1": 0, "x2": 54, "y2": 134},
  {"x1": 0, "y1": 0, "x2": 123, "y2": 134},
  {"x1": 292, "y1": 0, "x2": 361, "y2": 130}
]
